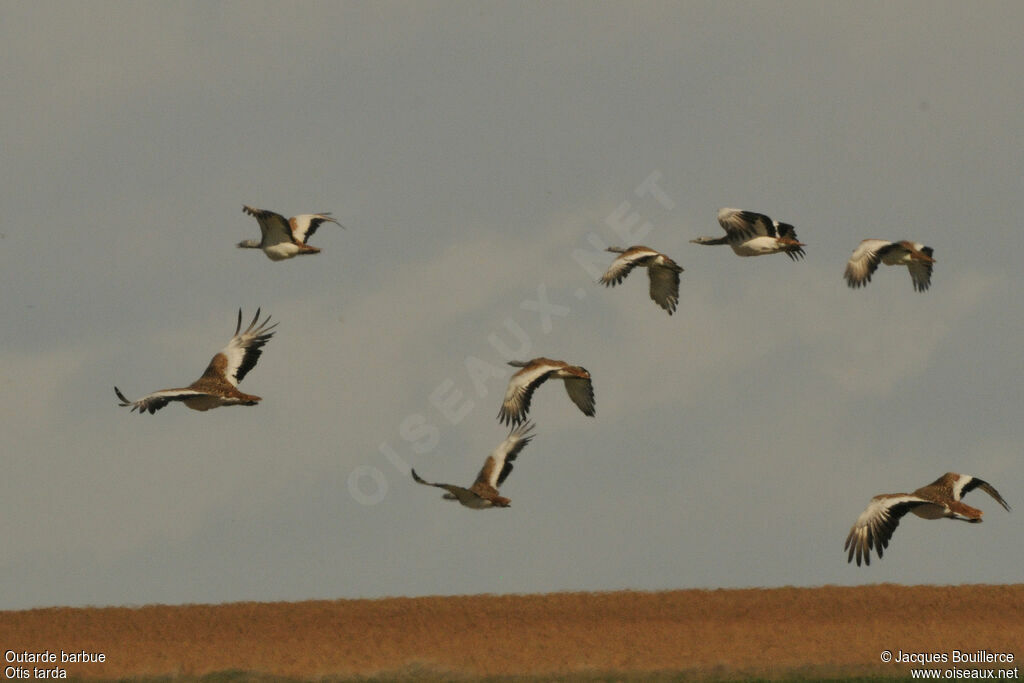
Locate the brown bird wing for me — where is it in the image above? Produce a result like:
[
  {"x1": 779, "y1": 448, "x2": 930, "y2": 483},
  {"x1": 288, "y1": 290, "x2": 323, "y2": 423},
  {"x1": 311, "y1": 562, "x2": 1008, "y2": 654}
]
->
[
  {"x1": 961, "y1": 476, "x2": 1011, "y2": 512},
  {"x1": 563, "y1": 376, "x2": 596, "y2": 417},
  {"x1": 844, "y1": 493, "x2": 930, "y2": 566}
]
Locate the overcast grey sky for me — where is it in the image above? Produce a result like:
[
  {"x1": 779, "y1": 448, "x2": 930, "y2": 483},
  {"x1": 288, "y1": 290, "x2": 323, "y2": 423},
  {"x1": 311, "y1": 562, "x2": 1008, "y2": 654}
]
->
[{"x1": 2, "y1": 1, "x2": 1022, "y2": 610}]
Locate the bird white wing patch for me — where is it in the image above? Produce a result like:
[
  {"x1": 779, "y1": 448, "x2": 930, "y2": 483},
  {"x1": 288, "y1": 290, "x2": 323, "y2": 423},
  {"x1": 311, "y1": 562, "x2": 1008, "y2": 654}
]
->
[
  {"x1": 475, "y1": 421, "x2": 536, "y2": 489},
  {"x1": 215, "y1": 309, "x2": 278, "y2": 386},
  {"x1": 845, "y1": 493, "x2": 928, "y2": 566},
  {"x1": 600, "y1": 247, "x2": 658, "y2": 286},
  {"x1": 290, "y1": 213, "x2": 342, "y2": 244},
  {"x1": 958, "y1": 475, "x2": 1011, "y2": 511},
  {"x1": 718, "y1": 208, "x2": 774, "y2": 239},
  {"x1": 844, "y1": 239, "x2": 891, "y2": 288},
  {"x1": 498, "y1": 363, "x2": 557, "y2": 425}
]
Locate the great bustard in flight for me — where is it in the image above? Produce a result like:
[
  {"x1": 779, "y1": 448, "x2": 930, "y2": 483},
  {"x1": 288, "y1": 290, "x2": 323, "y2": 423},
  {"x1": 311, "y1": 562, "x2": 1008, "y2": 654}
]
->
[
  {"x1": 844, "y1": 239, "x2": 935, "y2": 292},
  {"x1": 498, "y1": 358, "x2": 595, "y2": 426},
  {"x1": 238, "y1": 205, "x2": 343, "y2": 261},
  {"x1": 690, "y1": 208, "x2": 805, "y2": 260},
  {"x1": 411, "y1": 422, "x2": 535, "y2": 509},
  {"x1": 115, "y1": 309, "x2": 277, "y2": 414},
  {"x1": 845, "y1": 472, "x2": 1010, "y2": 566},
  {"x1": 600, "y1": 246, "x2": 684, "y2": 315}
]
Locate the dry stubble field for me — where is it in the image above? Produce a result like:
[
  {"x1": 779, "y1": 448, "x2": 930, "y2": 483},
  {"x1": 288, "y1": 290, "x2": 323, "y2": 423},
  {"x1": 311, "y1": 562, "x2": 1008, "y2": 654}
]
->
[{"x1": 2, "y1": 585, "x2": 1022, "y2": 681}]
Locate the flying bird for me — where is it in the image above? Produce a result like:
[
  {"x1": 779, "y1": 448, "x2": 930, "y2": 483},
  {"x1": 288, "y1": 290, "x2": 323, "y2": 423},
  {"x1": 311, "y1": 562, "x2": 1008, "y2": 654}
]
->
[
  {"x1": 238, "y1": 205, "x2": 343, "y2": 261},
  {"x1": 115, "y1": 309, "x2": 278, "y2": 414},
  {"x1": 600, "y1": 246, "x2": 684, "y2": 315},
  {"x1": 844, "y1": 239, "x2": 935, "y2": 292},
  {"x1": 845, "y1": 472, "x2": 1010, "y2": 566},
  {"x1": 411, "y1": 421, "x2": 535, "y2": 509},
  {"x1": 498, "y1": 358, "x2": 594, "y2": 426},
  {"x1": 690, "y1": 208, "x2": 805, "y2": 260}
]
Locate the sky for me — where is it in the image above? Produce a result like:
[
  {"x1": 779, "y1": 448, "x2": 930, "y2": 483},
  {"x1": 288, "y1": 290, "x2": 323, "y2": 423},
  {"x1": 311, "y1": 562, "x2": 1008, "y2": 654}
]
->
[{"x1": 1, "y1": 1, "x2": 1022, "y2": 611}]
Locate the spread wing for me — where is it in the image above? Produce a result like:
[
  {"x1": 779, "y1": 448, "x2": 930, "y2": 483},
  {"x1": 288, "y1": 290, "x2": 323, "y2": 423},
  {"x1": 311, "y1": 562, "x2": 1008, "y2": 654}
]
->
[
  {"x1": 844, "y1": 239, "x2": 894, "y2": 289},
  {"x1": 411, "y1": 469, "x2": 484, "y2": 505},
  {"x1": 498, "y1": 363, "x2": 557, "y2": 425},
  {"x1": 599, "y1": 247, "x2": 658, "y2": 286},
  {"x1": 957, "y1": 476, "x2": 1011, "y2": 511},
  {"x1": 211, "y1": 309, "x2": 277, "y2": 386},
  {"x1": 114, "y1": 386, "x2": 209, "y2": 415},
  {"x1": 647, "y1": 259, "x2": 682, "y2": 314},
  {"x1": 844, "y1": 493, "x2": 930, "y2": 566},
  {"x1": 290, "y1": 213, "x2": 343, "y2": 244},
  {"x1": 563, "y1": 376, "x2": 596, "y2": 417},
  {"x1": 774, "y1": 221, "x2": 798, "y2": 241},
  {"x1": 906, "y1": 245, "x2": 934, "y2": 292},
  {"x1": 718, "y1": 208, "x2": 775, "y2": 240},
  {"x1": 242, "y1": 206, "x2": 295, "y2": 247},
  {"x1": 474, "y1": 421, "x2": 536, "y2": 490},
  {"x1": 773, "y1": 221, "x2": 806, "y2": 261}
]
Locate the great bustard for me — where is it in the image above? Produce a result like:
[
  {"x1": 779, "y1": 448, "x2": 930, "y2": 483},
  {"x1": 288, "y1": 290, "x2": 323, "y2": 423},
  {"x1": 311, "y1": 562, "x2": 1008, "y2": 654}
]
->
[
  {"x1": 600, "y1": 246, "x2": 684, "y2": 315},
  {"x1": 497, "y1": 358, "x2": 595, "y2": 426},
  {"x1": 411, "y1": 422, "x2": 535, "y2": 509},
  {"x1": 844, "y1": 239, "x2": 935, "y2": 292},
  {"x1": 115, "y1": 309, "x2": 277, "y2": 414},
  {"x1": 238, "y1": 205, "x2": 343, "y2": 261},
  {"x1": 845, "y1": 472, "x2": 1009, "y2": 566},
  {"x1": 690, "y1": 208, "x2": 805, "y2": 260}
]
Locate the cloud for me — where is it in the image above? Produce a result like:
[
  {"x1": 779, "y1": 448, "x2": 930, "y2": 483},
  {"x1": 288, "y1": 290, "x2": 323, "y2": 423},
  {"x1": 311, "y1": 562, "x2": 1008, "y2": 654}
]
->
[
  {"x1": 812, "y1": 269, "x2": 997, "y2": 395},
  {"x1": 0, "y1": 347, "x2": 90, "y2": 440}
]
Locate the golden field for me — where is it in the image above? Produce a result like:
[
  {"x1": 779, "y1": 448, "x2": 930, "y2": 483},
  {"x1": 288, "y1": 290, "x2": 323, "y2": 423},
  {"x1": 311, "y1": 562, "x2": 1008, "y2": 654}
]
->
[{"x1": 1, "y1": 585, "x2": 1022, "y2": 681}]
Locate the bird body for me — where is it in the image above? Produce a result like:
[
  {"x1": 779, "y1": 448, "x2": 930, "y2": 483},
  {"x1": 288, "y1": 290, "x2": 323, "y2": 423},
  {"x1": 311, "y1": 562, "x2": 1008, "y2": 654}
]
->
[
  {"x1": 844, "y1": 239, "x2": 935, "y2": 291},
  {"x1": 498, "y1": 358, "x2": 594, "y2": 425},
  {"x1": 412, "y1": 421, "x2": 535, "y2": 509},
  {"x1": 238, "y1": 205, "x2": 343, "y2": 261},
  {"x1": 845, "y1": 472, "x2": 1010, "y2": 566},
  {"x1": 690, "y1": 208, "x2": 805, "y2": 260},
  {"x1": 115, "y1": 309, "x2": 277, "y2": 414},
  {"x1": 600, "y1": 246, "x2": 684, "y2": 314}
]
